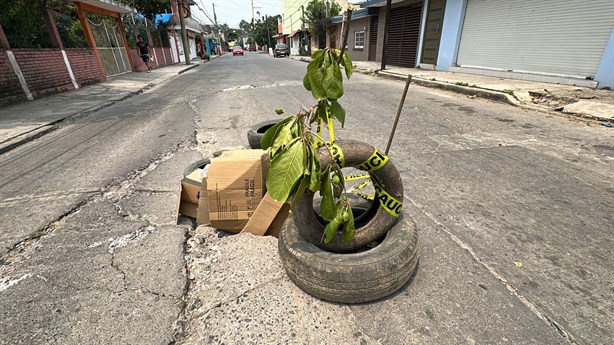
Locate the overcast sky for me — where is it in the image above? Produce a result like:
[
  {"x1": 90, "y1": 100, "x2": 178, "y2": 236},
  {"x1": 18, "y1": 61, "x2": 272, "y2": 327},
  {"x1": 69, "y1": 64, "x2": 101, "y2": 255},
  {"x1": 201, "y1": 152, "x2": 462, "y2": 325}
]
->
[{"x1": 192, "y1": 0, "x2": 283, "y2": 28}]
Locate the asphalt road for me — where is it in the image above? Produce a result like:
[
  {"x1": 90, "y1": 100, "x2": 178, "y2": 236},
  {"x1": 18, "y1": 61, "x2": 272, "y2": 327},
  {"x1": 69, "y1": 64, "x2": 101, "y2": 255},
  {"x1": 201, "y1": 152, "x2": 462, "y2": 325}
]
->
[{"x1": 1, "y1": 52, "x2": 613, "y2": 344}]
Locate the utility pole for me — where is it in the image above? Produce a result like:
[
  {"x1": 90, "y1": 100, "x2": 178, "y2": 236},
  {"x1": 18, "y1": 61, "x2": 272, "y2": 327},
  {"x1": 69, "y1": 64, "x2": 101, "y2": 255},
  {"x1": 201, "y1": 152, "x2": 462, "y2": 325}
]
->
[
  {"x1": 381, "y1": 0, "x2": 391, "y2": 70},
  {"x1": 251, "y1": 0, "x2": 255, "y2": 46},
  {"x1": 264, "y1": 15, "x2": 271, "y2": 49},
  {"x1": 301, "y1": 5, "x2": 306, "y2": 55},
  {"x1": 212, "y1": 3, "x2": 224, "y2": 52},
  {"x1": 178, "y1": 0, "x2": 191, "y2": 64}
]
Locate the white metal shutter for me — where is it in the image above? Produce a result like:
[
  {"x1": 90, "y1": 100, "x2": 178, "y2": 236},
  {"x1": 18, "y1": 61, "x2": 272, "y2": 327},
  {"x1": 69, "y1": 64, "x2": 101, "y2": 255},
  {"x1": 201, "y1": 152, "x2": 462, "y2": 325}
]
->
[{"x1": 457, "y1": 0, "x2": 614, "y2": 78}]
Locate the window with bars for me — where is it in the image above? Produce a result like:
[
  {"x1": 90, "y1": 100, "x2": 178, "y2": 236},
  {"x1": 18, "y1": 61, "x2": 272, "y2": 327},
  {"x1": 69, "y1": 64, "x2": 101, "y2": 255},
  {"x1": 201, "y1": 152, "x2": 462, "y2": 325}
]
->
[{"x1": 354, "y1": 30, "x2": 365, "y2": 49}]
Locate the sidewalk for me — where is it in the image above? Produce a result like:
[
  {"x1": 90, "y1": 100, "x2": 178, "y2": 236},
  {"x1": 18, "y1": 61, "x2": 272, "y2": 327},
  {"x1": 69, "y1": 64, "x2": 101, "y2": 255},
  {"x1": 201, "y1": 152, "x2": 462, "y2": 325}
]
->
[
  {"x1": 0, "y1": 58, "x2": 207, "y2": 154},
  {"x1": 291, "y1": 56, "x2": 614, "y2": 124}
]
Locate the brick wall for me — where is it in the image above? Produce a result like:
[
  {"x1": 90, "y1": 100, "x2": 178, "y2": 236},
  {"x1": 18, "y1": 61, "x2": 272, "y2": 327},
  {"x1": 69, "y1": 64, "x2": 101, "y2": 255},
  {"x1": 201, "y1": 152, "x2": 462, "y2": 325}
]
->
[
  {"x1": 12, "y1": 49, "x2": 74, "y2": 98},
  {"x1": 131, "y1": 47, "x2": 176, "y2": 72},
  {"x1": 65, "y1": 48, "x2": 104, "y2": 86},
  {"x1": 0, "y1": 50, "x2": 26, "y2": 107}
]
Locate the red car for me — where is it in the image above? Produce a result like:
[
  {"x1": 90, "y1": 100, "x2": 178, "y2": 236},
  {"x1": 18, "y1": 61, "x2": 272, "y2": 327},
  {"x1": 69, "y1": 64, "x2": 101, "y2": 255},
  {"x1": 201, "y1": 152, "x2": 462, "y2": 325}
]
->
[
  {"x1": 232, "y1": 46, "x2": 244, "y2": 55},
  {"x1": 248, "y1": 45, "x2": 256, "y2": 52}
]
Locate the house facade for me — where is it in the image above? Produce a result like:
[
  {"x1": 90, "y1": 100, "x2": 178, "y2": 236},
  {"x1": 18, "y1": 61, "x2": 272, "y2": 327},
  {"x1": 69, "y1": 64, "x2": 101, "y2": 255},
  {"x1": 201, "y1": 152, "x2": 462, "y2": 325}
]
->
[
  {"x1": 282, "y1": 0, "x2": 349, "y2": 55},
  {"x1": 329, "y1": 0, "x2": 614, "y2": 89}
]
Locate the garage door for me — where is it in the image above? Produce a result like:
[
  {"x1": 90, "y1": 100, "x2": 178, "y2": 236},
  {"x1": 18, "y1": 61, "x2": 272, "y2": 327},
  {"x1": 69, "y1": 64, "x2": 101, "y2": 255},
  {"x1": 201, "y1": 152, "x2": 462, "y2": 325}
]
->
[
  {"x1": 457, "y1": 0, "x2": 614, "y2": 78},
  {"x1": 386, "y1": 2, "x2": 423, "y2": 68}
]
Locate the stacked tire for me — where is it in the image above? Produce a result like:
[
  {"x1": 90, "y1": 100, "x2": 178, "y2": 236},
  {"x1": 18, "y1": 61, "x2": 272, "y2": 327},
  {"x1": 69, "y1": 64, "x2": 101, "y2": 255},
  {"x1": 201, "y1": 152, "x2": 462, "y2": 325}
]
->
[{"x1": 278, "y1": 140, "x2": 419, "y2": 304}]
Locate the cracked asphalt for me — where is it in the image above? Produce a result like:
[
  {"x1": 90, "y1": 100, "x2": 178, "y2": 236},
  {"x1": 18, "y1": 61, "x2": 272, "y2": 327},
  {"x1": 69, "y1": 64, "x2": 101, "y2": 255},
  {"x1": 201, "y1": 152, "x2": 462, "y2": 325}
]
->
[{"x1": 1, "y1": 53, "x2": 614, "y2": 344}]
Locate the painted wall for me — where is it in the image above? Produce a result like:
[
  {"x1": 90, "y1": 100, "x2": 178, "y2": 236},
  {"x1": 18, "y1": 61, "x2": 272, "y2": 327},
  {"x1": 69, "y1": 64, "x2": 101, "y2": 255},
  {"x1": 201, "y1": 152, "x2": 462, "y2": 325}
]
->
[
  {"x1": 594, "y1": 29, "x2": 614, "y2": 89},
  {"x1": 435, "y1": 0, "x2": 466, "y2": 71},
  {"x1": 346, "y1": 17, "x2": 370, "y2": 62}
]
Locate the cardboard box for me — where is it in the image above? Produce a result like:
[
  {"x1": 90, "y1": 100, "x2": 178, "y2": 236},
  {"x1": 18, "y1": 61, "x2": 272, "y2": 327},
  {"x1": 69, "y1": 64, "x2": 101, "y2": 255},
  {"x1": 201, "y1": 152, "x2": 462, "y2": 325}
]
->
[
  {"x1": 207, "y1": 149, "x2": 268, "y2": 232},
  {"x1": 177, "y1": 167, "x2": 210, "y2": 225},
  {"x1": 177, "y1": 168, "x2": 204, "y2": 220},
  {"x1": 242, "y1": 192, "x2": 291, "y2": 237}
]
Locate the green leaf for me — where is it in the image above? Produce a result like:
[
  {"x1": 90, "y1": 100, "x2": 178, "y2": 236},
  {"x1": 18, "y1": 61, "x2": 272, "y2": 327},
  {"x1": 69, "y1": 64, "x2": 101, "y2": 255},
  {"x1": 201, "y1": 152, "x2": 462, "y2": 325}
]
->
[
  {"x1": 316, "y1": 101, "x2": 329, "y2": 123},
  {"x1": 311, "y1": 49, "x2": 326, "y2": 61},
  {"x1": 342, "y1": 52, "x2": 353, "y2": 79},
  {"x1": 270, "y1": 122, "x2": 294, "y2": 153},
  {"x1": 307, "y1": 62, "x2": 327, "y2": 100},
  {"x1": 291, "y1": 175, "x2": 310, "y2": 207},
  {"x1": 323, "y1": 60, "x2": 343, "y2": 100},
  {"x1": 323, "y1": 217, "x2": 342, "y2": 244},
  {"x1": 309, "y1": 146, "x2": 321, "y2": 192},
  {"x1": 319, "y1": 168, "x2": 335, "y2": 221},
  {"x1": 266, "y1": 139, "x2": 306, "y2": 202},
  {"x1": 303, "y1": 73, "x2": 312, "y2": 91},
  {"x1": 330, "y1": 100, "x2": 346, "y2": 127},
  {"x1": 275, "y1": 108, "x2": 285, "y2": 115},
  {"x1": 342, "y1": 207, "x2": 355, "y2": 243},
  {"x1": 260, "y1": 116, "x2": 293, "y2": 149}
]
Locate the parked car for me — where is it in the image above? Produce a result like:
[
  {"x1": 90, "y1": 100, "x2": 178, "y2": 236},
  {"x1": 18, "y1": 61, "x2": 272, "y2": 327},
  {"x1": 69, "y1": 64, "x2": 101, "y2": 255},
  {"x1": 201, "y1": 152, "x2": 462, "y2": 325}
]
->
[
  {"x1": 274, "y1": 44, "x2": 289, "y2": 58},
  {"x1": 232, "y1": 46, "x2": 244, "y2": 56},
  {"x1": 248, "y1": 45, "x2": 257, "y2": 52}
]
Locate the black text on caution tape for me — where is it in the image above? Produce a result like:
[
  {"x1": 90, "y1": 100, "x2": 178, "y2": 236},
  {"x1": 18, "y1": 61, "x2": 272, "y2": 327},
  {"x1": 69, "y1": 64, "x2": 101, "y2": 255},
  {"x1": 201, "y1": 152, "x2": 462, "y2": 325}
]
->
[{"x1": 356, "y1": 149, "x2": 388, "y2": 172}]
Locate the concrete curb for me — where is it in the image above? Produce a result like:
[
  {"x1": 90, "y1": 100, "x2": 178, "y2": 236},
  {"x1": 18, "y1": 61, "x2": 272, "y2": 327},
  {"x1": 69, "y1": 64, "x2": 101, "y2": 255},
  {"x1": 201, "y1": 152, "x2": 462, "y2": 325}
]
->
[
  {"x1": 178, "y1": 63, "x2": 200, "y2": 74},
  {"x1": 376, "y1": 70, "x2": 519, "y2": 106},
  {"x1": 293, "y1": 56, "x2": 519, "y2": 107}
]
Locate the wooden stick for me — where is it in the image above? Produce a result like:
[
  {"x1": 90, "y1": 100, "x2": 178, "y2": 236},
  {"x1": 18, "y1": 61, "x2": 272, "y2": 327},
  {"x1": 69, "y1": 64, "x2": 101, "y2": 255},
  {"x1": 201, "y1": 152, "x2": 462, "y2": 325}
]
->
[
  {"x1": 385, "y1": 75, "x2": 412, "y2": 155},
  {"x1": 336, "y1": 9, "x2": 353, "y2": 64}
]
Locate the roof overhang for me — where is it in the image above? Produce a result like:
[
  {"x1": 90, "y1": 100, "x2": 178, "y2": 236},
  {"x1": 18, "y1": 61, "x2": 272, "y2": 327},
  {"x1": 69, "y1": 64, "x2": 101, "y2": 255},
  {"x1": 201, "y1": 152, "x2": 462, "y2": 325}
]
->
[
  {"x1": 361, "y1": 0, "x2": 409, "y2": 8},
  {"x1": 330, "y1": 8, "x2": 378, "y2": 24},
  {"x1": 74, "y1": 0, "x2": 135, "y2": 13}
]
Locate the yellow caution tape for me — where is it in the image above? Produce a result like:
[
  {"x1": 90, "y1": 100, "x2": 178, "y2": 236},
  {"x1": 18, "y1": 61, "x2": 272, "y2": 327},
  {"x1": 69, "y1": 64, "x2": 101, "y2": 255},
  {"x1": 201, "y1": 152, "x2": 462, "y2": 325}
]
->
[
  {"x1": 327, "y1": 142, "x2": 345, "y2": 168},
  {"x1": 356, "y1": 148, "x2": 389, "y2": 172},
  {"x1": 344, "y1": 173, "x2": 371, "y2": 182},
  {"x1": 351, "y1": 180, "x2": 371, "y2": 192},
  {"x1": 372, "y1": 179, "x2": 402, "y2": 217},
  {"x1": 352, "y1": 191, "x2": 375, "y2": 201}
]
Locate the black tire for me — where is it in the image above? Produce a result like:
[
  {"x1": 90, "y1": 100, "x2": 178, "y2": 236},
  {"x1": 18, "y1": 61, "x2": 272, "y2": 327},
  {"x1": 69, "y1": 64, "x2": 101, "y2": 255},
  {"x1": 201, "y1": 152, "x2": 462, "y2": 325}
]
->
[
  {"x1": 278, "y1": 213, "x2": 419, "y2": 304},
  {"x1": 293, "y1": 140, "x2": 404, "y2": 253},
  {"x1": 183, "y1": 158, "x2": 211, "y2": 177},
  {"x1": 247, "y1": 119, "x2": 280, "y2": 149}
]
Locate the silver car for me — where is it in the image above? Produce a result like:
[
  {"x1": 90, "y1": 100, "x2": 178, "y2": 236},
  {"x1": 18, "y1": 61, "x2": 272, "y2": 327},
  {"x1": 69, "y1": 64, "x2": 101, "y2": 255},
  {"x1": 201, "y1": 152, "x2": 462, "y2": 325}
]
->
[{"x1": 274, "y1": 44, "x2": 289, "y2": 58}]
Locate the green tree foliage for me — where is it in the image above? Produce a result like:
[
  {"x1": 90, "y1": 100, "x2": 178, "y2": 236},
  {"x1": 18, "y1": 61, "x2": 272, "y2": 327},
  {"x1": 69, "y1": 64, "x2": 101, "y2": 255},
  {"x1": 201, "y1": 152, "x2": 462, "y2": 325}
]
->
[
  {"x1": 304, "y1": 0, "x2": 341, "y2": 48},
  {"x1": 1, "y1": 0, "x2": 57, "y2": 48},
  {"x1": 118, "y1": 0, "x2": 171, "y2": 20},
  {"x1": 262, "y1": 48, "x2": 356, "y2": 244},
  {"x1": 225, "y1": 28, "x2": 239, "y2": 42},
  {"x1": 252, "y1": 16, "x2": 279, "y2": 47}
]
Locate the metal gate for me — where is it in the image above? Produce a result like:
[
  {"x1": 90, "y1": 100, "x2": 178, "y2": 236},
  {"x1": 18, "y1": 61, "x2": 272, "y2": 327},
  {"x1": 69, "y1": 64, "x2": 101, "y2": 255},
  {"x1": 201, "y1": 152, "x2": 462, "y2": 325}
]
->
[
  {"x1": 457, "y1": 0, "x2": 614, "y2": 78},
  {"x1": 386, "y1": 2, "x2": 423, "y2": 68},
  {"x1": 368, "y1": 16, "x2": 378, "y2": 61},
  {"x1": 87, "y1": 13, "x2": 131, "y2": 77}
]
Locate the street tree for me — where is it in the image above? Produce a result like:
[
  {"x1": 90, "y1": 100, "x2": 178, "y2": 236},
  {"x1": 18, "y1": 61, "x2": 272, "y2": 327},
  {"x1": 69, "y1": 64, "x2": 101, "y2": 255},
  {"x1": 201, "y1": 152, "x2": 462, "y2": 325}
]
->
[
  {"x1": 118, "y1": 0, "x2": 171, "y2": 20},
  {"x1": 252, "y1": 15, "x2": 279, "y2": 48},
  {"x1": 304, "y1": 0, "x2": 341, "y2": 48}
]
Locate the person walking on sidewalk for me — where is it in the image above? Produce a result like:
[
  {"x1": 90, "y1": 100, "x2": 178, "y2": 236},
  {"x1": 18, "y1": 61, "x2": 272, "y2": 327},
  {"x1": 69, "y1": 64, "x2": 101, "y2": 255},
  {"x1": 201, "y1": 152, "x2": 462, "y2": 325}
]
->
[{"x1": 136, "y1": 35, "x2": 152, "y2": 73}]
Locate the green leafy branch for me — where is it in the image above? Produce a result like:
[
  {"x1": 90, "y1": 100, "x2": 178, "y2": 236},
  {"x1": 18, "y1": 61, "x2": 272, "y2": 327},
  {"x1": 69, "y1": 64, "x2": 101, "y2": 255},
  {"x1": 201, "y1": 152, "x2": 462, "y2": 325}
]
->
[{"x1": 262, "y1": 47, "x2": 356, "y2": 244}]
